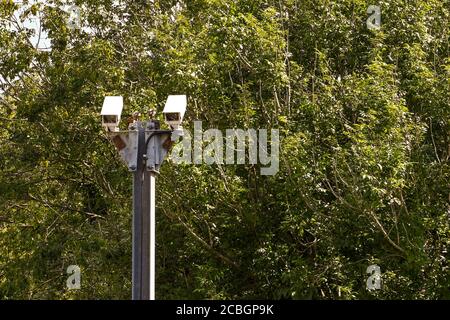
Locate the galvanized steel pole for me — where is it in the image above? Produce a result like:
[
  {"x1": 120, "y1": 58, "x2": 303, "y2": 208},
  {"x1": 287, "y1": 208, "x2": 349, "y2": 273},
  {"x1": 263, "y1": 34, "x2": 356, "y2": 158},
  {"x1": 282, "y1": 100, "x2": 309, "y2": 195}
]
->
[
  {"x1": 132, "y1": 122, "x2": 159, "y2": 300},
  {"x1": 132, "y1": 122, "x2": 145, "y2": 300}
]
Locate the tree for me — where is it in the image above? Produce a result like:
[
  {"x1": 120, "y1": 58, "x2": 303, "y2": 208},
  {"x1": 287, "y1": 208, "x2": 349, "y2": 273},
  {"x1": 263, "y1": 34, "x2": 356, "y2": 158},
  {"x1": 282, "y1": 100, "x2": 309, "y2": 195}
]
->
[{"x1": 0, "y1": 0, "x2": 449, "y2": 299}]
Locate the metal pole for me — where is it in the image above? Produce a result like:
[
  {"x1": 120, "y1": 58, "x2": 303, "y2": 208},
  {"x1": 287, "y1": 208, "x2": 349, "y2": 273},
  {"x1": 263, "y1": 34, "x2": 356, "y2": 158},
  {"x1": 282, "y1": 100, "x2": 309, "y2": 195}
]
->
[
  {"x1": 132, "y1": 121, "x2": 164, "y2": 300},
  {"x1": 141, "y1": 170, "x2": 156, "y2": 300},
  {"x1": 132, "y1": 121, "x2": 158, "y2": 300},
  {"x1": 149, "y1": 172, "x2": 156, "y2": 300},
  {"x1": 141, "y1": 171, "x2": 150, "y2": 299},
  {"x1": 132, "y1": 122, "x2": 145, "y2": 300}
]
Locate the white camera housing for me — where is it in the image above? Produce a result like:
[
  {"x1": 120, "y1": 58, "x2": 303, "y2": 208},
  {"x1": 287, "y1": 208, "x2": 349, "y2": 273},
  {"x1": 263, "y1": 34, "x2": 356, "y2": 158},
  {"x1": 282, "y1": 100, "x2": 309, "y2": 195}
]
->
[
  {"x1": 163, "y1": 95, "x2": 186, "y2": 130},
  {"x1": 101, "y1": 96, "x2": 123, "y2": 132}
]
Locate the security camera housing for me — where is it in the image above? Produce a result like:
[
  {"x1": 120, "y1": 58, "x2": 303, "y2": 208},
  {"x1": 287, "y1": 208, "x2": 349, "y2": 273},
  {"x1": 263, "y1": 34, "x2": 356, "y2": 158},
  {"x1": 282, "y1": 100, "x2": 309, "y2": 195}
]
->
[
  {"x1": 101, "y1": 96, "x2": 123, "y2": 132},
  {"x1": 163, "y1": 95, "x2": 186, "y2": 130}
]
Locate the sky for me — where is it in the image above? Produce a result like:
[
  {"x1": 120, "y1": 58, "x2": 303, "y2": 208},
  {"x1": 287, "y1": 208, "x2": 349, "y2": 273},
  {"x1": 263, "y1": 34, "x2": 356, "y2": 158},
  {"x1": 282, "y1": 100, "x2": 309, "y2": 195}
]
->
[{"x1": 12, "y1": 0, "x2": 53, "y2": 50}]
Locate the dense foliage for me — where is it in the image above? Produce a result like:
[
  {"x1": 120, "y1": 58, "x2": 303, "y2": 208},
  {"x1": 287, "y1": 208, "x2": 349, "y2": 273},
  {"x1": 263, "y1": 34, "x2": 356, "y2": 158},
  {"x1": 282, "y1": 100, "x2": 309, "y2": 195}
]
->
[{"x1": 0, "y1": 0, "x2": 449, "y2": 299}]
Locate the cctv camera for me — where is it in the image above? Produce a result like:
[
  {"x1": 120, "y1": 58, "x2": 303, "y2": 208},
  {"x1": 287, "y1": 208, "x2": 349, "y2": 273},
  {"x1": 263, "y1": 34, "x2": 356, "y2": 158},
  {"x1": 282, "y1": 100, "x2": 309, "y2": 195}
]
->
[
  {"x1": 101, "y1": 96, "x2": 123, "y2": 132},
  {"x1": 163, "y1": 95, "x2": 186, "y2": 130}
]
